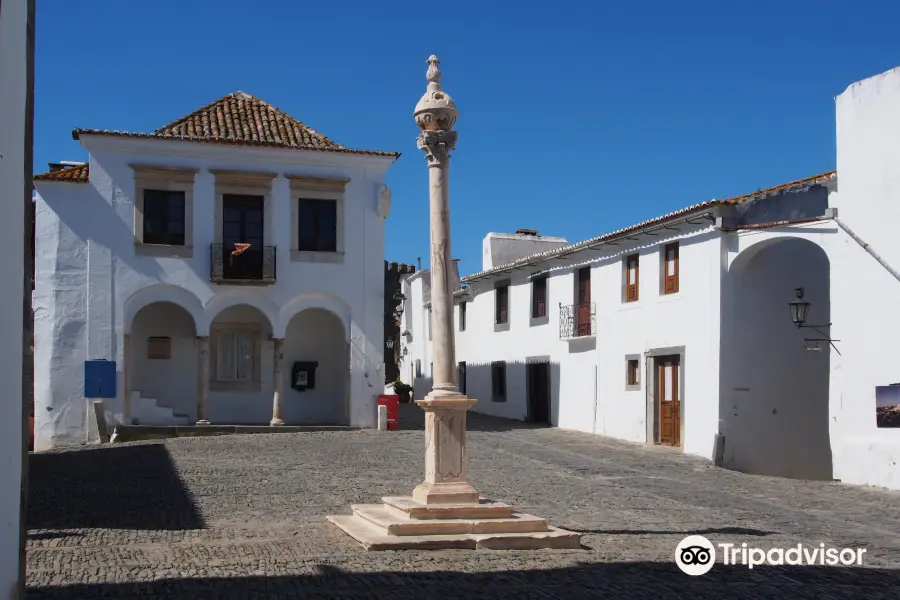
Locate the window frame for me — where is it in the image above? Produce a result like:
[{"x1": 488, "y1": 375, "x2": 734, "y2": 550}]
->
[
  {"x1": 131, "y1": 164, "x2": 197, "y2": 258},
  {"x1": 625, "y1": 354, "x2": 641, "y2": 391},
  {"x1": 142, "y1": 189, "x2": 187, "y2": 247},
  {"x1": 209, "y1": 323, "x2": 263, "y2": 392},
  {"x1": 491, "y1": 361, "x2": 507, "y2": 402},
  {"x1": 459, "y1": 301, "x2": 466, "y2": 332},
  {"x1": 530, "y1": 274, "x2": 549, "y2": 326},
  {"x1": 663, "y1": 242, "x2": 680, "y2": 295},
  {"x1": 297, "y1": 197, "x2": 338, "y2": 253},
  {"x1": 625, "y1": 253, "x2": 640, "y2": 302},
  {"x1": 494, "y1": 281, "x2": 510, "y2": 332},
  {"x1": 288, "y1": 175, "x2": 347, "y2": 264}
]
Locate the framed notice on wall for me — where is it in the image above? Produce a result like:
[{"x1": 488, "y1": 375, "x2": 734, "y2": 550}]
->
[{"x1": 147, "y1": 336, "x2": 172, "y2": 360}]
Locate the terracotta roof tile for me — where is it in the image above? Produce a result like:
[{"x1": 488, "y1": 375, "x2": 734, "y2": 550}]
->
[
  {"x1": 462, "y1": 170, "x2": 837, "y2": 282},
  {"x1": 70, "y1": 91, "x2": 400, "y2": 158},
  {"x1": 33, "y1": 163, "x2": 89, "y2": 183}
]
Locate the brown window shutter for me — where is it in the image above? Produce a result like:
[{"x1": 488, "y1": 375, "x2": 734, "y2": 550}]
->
[
  {"x1": 664, "y1": 243, "x2": 679, "y2": 294},
  {"x1": 626, "y1": 254, "x2": 639, "y2": 302}
]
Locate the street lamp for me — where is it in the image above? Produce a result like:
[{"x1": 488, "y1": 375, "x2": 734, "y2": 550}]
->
[{"x1": 787, "y1": 286, "x2": 841, "y2": 354}]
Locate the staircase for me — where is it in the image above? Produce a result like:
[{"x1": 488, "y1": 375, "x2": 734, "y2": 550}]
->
[{"x1": 126, "y1": 391, "x2": 191, "y2": 426}]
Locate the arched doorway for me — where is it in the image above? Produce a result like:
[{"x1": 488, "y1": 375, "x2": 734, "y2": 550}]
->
[
  {"x1": 283, "y1": 308, "x2": 349, "y2": 425},
  {"x1": 722, "y1": 237, "x2": 832, "y2": 480},
  {"x1": 207, "y1": 304, "x2": 274, "y2": 424},
  {"x1": 130, "y1": 302, "x2": 198, "y2": 424}
]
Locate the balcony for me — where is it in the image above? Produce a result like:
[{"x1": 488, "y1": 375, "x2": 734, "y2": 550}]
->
[
  {"x1": 210, "y1": 243, "x2": 276, "y2": 285},
  {"x1": 559, "y1": 302, "x2": 596, "y2": 340}
]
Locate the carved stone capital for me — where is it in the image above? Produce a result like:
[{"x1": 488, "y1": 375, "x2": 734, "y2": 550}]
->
[{"x1": 417, "y1": 130, "x2": 458, "y2": 168}]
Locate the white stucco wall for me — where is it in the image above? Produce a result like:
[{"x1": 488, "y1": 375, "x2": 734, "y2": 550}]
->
[
  {"x1": 830, "y1": 66, "x2": 900, "y2": 489},
  {"x1": 457, "y1": 222, "x2": 723, "y2": 462},
  {"x1": 400, "y1": 271, "x2": 434, "y2": 399},
  {"x1": 0, "y1": 0, "x2": 27, "y2": 595},
  {"x1": 33, "y1": 135, "x2": 394, "y2": 449},
  {"x1": 722, "y1": 231, "x2": 834, "y2": 480}
]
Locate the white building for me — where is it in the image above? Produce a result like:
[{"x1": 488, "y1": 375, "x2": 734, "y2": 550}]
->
[
  {"x1": 0, "y1": 0, "x2": 31, "y2": 596},
  {"x1": 402, "y1": 66, "x2": 900, "y2": 491},
  {"x1": 33, "y1": 91, "x2": 399, "y2": 451}
]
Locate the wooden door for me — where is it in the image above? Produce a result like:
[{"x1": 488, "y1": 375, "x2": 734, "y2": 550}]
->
[
  {"x1": 223, "y1": 194, "x2": 264, "y2": 279},
  {"x1": 527, "y1": 362, "x2": 551, "y2": 424},
  {"x1": 658, "y1": 356, "x2": 681, "y2": 446},
  {"x1": 576, "y1": 267, "x2": 592, "y2": 336}
]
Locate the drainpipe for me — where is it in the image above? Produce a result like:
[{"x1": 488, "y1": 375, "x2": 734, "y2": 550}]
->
[
  {"x1": 591, "y1": 364, "x2": 598, "y2": 435},
  {"x1": 828, "y1": 208, "x2": 900, "y2": 284}
]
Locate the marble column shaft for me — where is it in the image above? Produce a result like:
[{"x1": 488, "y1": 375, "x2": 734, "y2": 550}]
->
[
  {"x1": 123, "y1": 333, "x2": 132, "y2": 424},
  {"x1": 196, "y1": 336, "x2": 210, "y2": 425},
  {"x1": 420, "y1": 131, "x2": 459, "y2": 397},
  {"x1": 271, "y1": 338, "x2": 285, "y2": 426}
]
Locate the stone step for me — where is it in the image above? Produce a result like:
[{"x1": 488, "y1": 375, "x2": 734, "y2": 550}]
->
[
  {"x1": 382, "y1": 496, "x2": 513, "y2": 520},
  {"x1": 326, "y1": 514, "x2": 582, "y2": 551},
  {"x1": 351, "y1": 503, "x2": 550, "y2": 536}
]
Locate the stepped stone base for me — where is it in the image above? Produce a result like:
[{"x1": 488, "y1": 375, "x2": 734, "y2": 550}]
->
[{"x1": 327, "y1": 496, "x2": 581, "y2": 551}]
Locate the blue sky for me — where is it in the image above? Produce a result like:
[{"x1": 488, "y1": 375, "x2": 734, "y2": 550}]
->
[{"x1": 34, "y1": 1, "x2": 900, "y2": 277}]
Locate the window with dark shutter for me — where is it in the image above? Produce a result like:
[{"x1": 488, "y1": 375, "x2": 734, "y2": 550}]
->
[
  {"x1": 495, "y1": 285, "x2": 509, "y2": 324},
  {"x1": 459, "y1": 302, "x2": 466, "y2": 331},
  {"x1": 143, "y1": 190, "x2": 186, "y2": 246},
  {"x1": 298, "y1": 198, "x2": 337, "y2": 252},
  {"x1": 664, "y1": 242, "x2": 679, "y2": 294},
  {"x1": 532, "y1": 276, "x2": 547, "y2": 318},
  {"x1": 626, "y1": 254, "x2": 639, "y2": 302}
]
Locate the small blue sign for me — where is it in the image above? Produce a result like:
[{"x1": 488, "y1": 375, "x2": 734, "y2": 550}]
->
[{"x1": 84, "y1": 360, "x2": 117, "y2": 398}]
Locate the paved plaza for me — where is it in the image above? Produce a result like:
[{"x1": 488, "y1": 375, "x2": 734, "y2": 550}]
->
[{"x1": 24, "y1": 405, "x2": 900, "y2": 599}]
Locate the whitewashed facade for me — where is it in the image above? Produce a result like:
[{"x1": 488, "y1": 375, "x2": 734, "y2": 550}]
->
[
  {"x1": 33, "y1": 92, "x2": 399, "y2": 451},
  {"x1": 402, "y1": 66, "x2": 900, "y2": 491}
]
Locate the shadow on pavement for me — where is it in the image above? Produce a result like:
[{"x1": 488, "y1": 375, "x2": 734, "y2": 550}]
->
[
  {"x1": 27, "y1": 443, "x2": 205, "y2": 531},
  {"x1": 24, "y1": 560, "x2": 900, "y2": 599},
  {"x1": 397, "y1": 403, "x2": 552, "y2": 433}
]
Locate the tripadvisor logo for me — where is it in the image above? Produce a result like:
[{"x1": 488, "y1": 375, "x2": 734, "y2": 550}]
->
[{"x1": 674, "y1": 535, "x2": 867, "y2": 575}]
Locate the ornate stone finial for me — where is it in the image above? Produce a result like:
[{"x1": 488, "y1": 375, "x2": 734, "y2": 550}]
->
[
  {"x1": 426, "y1": 55, "x2": 442, "y2": 87},
  {"x1": 414, "y1": 54, "x2": 458, "y2": 133}
]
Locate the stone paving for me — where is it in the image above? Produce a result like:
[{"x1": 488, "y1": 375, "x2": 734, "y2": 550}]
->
[{"x1": 25, "y1": 405, "x2": 900, "y2": 598}]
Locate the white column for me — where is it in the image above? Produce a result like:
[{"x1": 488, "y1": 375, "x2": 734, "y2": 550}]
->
[
  {"x1": 196, "y1": 336, "x2": 210, "y2": 424},
  {"x1": 123, "y1": 333, "x2": 131, "y2": 424},
  {"x1": 411, "y1": 55, "x2": 480, "y2": 505},
  {"x1": 0, "y1": 0, "x2": 29, "y2": 595},
  {"x1": 270, "y1": 338, "x2": 285, "y2": 426}
]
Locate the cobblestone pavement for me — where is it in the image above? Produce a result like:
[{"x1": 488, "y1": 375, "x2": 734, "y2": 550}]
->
[{"x1": 25, "y1": 405, "x2": 900, "y2": 599}]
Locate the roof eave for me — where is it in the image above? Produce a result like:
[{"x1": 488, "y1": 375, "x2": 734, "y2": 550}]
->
[
  {"x1": 461, "y1": 206, "x2": 721, "y2": 283},
  {"x1": 71, "y1": 129, "x2": 402, "y2": 158}
]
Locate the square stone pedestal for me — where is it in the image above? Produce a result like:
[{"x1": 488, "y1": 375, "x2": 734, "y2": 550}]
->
[
  {"x1": 327, "y1": 496, "x2": 581, "y2": 551},
  {"x1": 327, "y1": 395, "x2": 581, "y2": 550}
]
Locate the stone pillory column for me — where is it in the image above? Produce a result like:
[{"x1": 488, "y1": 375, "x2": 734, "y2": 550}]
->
[
  {"x1": 411, "y1": 55, "x2": 479, "y2": 506},
  {"x1": 327, "y1": 56, "x2": 580, "y2": 550}
]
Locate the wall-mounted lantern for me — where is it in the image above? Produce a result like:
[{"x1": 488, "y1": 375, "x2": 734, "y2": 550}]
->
[
  {"x1": 789, "y1": 287, "x2": 811, "y2": 327},
  {"x1": 386, "y1": 338, "x2": 395, "y2": 349},
  {"x1": 787, "y1": 286, "x2": 840, "y2": 354}
]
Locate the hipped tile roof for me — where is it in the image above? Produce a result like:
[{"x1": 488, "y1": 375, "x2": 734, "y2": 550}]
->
[
  {"x1": 462, "y1": 170, "x2": 837, "y2": 282},
  {"x1": 32, "y1": 163, "x2": 89, "y2": 183},
  {"x1": 69, "y1": 90, "x2": 397, "y2": 156}
]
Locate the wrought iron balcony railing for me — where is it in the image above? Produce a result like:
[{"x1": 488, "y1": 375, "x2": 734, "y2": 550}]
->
[
  {"x1": 210, "y1": 243, "x2": 276, "y2": 284},
  {"x1": 559, "y1": 302, "x2": 596, "y2": 339}
]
